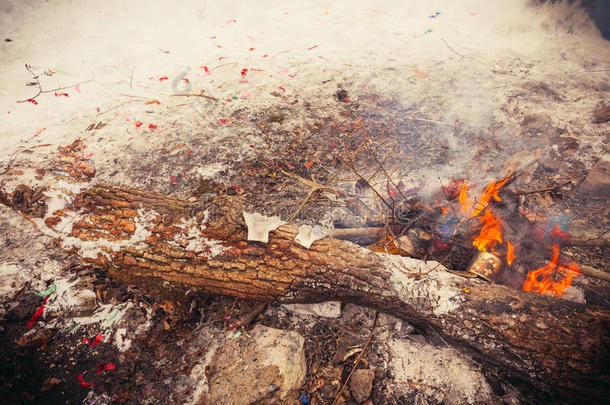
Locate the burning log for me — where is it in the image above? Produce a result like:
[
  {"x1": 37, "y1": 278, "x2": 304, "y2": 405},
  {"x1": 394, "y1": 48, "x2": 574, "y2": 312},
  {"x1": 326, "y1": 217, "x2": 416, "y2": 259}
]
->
[{"x1": 1, "y1": 182, "x2": 608, "y2": 403}]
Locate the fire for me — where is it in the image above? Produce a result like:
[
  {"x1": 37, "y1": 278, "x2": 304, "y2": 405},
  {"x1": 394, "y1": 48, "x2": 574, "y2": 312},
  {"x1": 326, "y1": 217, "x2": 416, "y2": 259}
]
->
[
  {"x1": 522, "y1": 244, "x2": 580, "y2": 296},
  {"x1": 448, "y1": 173, "x2": 579, "y2": 296},
  {"x1": 457, "y1": 174, "x2": 512, "y2": 255},
  {"x1": 472, "y1": 172, "x2": 512, "y2": 216},
  {"x1": 458, "y1": 181, "x2": 473, "y2": 212},
  {"x1": 472, "y1": 210, "x2": 504, "y2": 252},
  {"x1": 506, "y1": 241, "x2": 515, "y2": 266}
]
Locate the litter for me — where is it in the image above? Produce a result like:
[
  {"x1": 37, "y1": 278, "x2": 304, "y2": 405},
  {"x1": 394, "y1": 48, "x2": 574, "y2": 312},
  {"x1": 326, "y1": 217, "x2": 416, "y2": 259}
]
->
[
  {"x1": 35, "y1": 283, "x2": 56, "y2": 298},
  {"x1": 77, "y1": 374, "x2": 94, "y2": 387},
  {"x1": 26, "y1": 305, "x2": 45, "y2": 328},
  {"x1": 295, "y1": 225, "x2": 327, "y2": 249},
  {"x1": 243, "y1": 212, "x2": 286, "y2": 243},
  {"x1": 96, "y1": 362, "x2": 116, "y2": 375},
  {"x1": 82, "y1": 333, "x2": 103, "y2": 347}
]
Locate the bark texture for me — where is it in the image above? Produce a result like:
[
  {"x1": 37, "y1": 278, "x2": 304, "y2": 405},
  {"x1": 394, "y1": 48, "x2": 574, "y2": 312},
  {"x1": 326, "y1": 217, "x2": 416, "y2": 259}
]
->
[{"x1": 5, "y1": 183, "x2": 610, "y2": 403}]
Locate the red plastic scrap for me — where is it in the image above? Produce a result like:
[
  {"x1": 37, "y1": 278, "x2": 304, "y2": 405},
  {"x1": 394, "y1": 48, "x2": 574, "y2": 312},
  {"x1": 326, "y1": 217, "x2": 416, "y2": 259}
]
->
[
  {"x1": 27, "y1": 99, "x2": 38, "y2": 105},
  {"x1": 182, "y1": 78, "x2": 189, "y2": 84},
  {"x1": 249, "y1": 47, "x2": 255, "y2": 51},
  {"x1": 97, "y1": 362, "x2": 116, "y2": 375},
  {"x1": 26, "y1": 305, "x2": 45, "y2": 328},
  {"x1": 77, "y1": 374, "x2": 94, "y2": 387},
  {"x1": 307, "y1": 45, "x2": 318, "y2": 50},
  {"x1": 278, "y1": 86, "x2": 286, "y2": 93},
  {"x1": 305, "y1": 161, "x2": 313, "y2": 169},
  {"x1": 149, "y1": 124, "x2": 158, "y2": 129},
  {"x1": 135, "y1": 121, "x2": 142, "y2": 128},
  {"x1": 34, "y1": 127, "x2": 46, "y2": 137},
  {"x1": 159, "y1": 76, "x2": 169, "y2": 82},
  {"x1": 54, "y1": 92, "x2": 69, "y2": 97},
  {"x1": 82, "y1": 333, "x2": 103, "y2": 347},
  {"x1": 241, "y1": 68, "x2": 248, "y2": 78}
]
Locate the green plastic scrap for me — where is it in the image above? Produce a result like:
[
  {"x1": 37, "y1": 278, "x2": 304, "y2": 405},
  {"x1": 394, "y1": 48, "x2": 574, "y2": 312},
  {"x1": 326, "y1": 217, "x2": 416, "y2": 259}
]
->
[
  {"x1": 229, "y1": 330, "x2": 242, "y2": 341},
  {"x1": 104, "y1": 306, "x2": 121, "y2": 324},
  {"x1": 63, "y1": 322, "x2": 78, "y2": 333},
  {"x1": 34, "y1": 283, "x2": 56, "y2": 298}
]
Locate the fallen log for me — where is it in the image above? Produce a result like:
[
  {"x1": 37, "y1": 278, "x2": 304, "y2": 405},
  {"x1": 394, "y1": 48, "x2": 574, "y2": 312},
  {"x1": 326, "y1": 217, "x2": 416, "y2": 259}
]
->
[{"x1": 3, "y1": 183, "x2": 609, "y2": 403}]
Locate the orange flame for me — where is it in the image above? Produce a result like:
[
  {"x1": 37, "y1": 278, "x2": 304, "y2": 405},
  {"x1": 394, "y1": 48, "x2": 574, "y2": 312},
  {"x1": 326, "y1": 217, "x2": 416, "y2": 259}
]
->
[
  {"x1": 458, "y1": 181, "x2": 473, "y2": 212},
  {"x1": 457, "y1": 174, "x2": 513, "y2": 255},
  {"x1": 506, "y1": 241, "x2": 515, "y2": 266},
  {"x1": 472, "y1": 210, "x2": 504, "y2": 252},
  {"x1": 472, "y1": 172, "x2": 512, "y2": 216},
  {"x1": 522, "y1": 244, "x2": 580, "y2": 296}
]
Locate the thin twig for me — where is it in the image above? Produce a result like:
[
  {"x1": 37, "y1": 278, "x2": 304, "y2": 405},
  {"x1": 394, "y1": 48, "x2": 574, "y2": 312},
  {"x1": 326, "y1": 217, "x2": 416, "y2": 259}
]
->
[
  {"x1": 171, "y1": 90, "x2": 218, "y2": 101},
  {"x1": 331, "y1": 311, "x2": 379, "y2": 405},
  {"x1": 16, "y1": 64, "x2": 93, "y2": 103},
  {"x1": 441, "y1": 37, "x2": 465, "y2": 58}
]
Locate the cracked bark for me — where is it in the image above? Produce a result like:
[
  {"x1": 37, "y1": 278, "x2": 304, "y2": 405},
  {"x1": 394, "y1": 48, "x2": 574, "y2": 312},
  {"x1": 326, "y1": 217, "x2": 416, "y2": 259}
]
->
[{"x1": 3, "y1": 183, "x2": 609, "y2": 403}]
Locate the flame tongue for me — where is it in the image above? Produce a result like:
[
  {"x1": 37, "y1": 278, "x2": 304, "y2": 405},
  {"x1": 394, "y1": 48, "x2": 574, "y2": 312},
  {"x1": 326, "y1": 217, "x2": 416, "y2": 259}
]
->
[
  {"x1": 472, "y1": 210, "x2": 504, "y2": 252},
  {"x1": 458, "y1": 173, "x2": 513, "y2": 255},
  {"x1": 522, "y1": 244, "x2": 580, "y2": 296}
]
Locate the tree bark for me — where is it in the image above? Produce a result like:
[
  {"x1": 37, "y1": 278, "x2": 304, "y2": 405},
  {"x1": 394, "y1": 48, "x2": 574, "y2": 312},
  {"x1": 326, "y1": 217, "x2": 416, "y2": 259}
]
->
[{"x1": 4, "y1": 183, "x2": 610, "y2": 403}]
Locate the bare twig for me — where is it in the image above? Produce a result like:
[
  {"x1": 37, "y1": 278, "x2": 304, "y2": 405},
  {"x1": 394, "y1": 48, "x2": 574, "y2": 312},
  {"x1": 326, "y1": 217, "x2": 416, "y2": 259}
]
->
[
  {"x1": 16, "y1": 64, "x2": 93, "y2": 103},
  {"x1": 441, "y1": 37, "x2": 465, "y2": 58},
  {"x1": 331, "y1": 311, "x2": 379, "y2": 405},
  {"x1": 171, "y1": 90, "x2": 218, "y2": 101}
]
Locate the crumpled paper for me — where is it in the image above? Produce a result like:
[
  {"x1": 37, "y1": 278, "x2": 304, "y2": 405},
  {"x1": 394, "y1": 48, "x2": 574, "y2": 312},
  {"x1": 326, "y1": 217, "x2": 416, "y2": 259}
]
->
[
  {"x1": 294, "y1": 224, "x2": 327, "y2": 249},
  {"x1": 243, "y1": 211, "x2": 286, "y2": 243}
]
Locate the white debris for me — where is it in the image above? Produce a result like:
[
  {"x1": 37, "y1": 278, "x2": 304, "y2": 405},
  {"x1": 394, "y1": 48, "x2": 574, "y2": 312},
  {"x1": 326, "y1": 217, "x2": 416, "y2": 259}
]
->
[
  {"x1": 561, "y1": 285, "x2": 586, "y2": 304},
  {"x1": 172, "y1": 216, "x2": 228, "y2": 258},
  {"x1": 243, "y1": 211, "x2": 285, "y2": 244},
  {"x1": 283, "y1": 301, "x2": 342, "y2": 318},
  {"x1": 0, "y1": 263, "x2": 24, "y2": 299},
  {"x1": 294, "y1": 224, "x2": 327, "y2": 249},
  {"x1": 115, "y1": 327, "x2": 132, "y2": 352},
  {"x1": 384, "y1": 255, "x2": 464, "y2": 316},
  {"x1": 387, "y1": 338, "x2": 493, "y2": 405}
]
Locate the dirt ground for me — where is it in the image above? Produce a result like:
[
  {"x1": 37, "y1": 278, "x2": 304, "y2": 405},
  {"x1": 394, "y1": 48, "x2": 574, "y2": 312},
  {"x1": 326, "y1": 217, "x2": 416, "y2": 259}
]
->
[{"x1": 1, "y1": 1, "x2": 609, "y2": 404}]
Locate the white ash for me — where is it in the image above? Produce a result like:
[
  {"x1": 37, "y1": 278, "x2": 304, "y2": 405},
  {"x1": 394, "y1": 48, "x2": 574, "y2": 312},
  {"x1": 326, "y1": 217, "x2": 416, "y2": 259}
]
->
[
  {"x1": 170, "y1": 215, "x2": 228, "y2": 258},
  {"x1": 283, "y1": 301, "x2": 342, "y2": 318},
  {"x1": 197, "y1": 163, "x2": 226, "y2": 179},
  {"x1": 384, "y1": 254, "x2": 464, "y2": 316},
  {"x1": 387, "y1": 338, "x2": 493, "y2": 405},
  {"x1": 0, "y1": 263, "x2": 25, "y2": 300},
  {"x1": 187, "y1": 328, "x2": 222, "y2": 405},
  {"x1": 559, "y1": 285, "x2": 586, "y2": 304}
]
